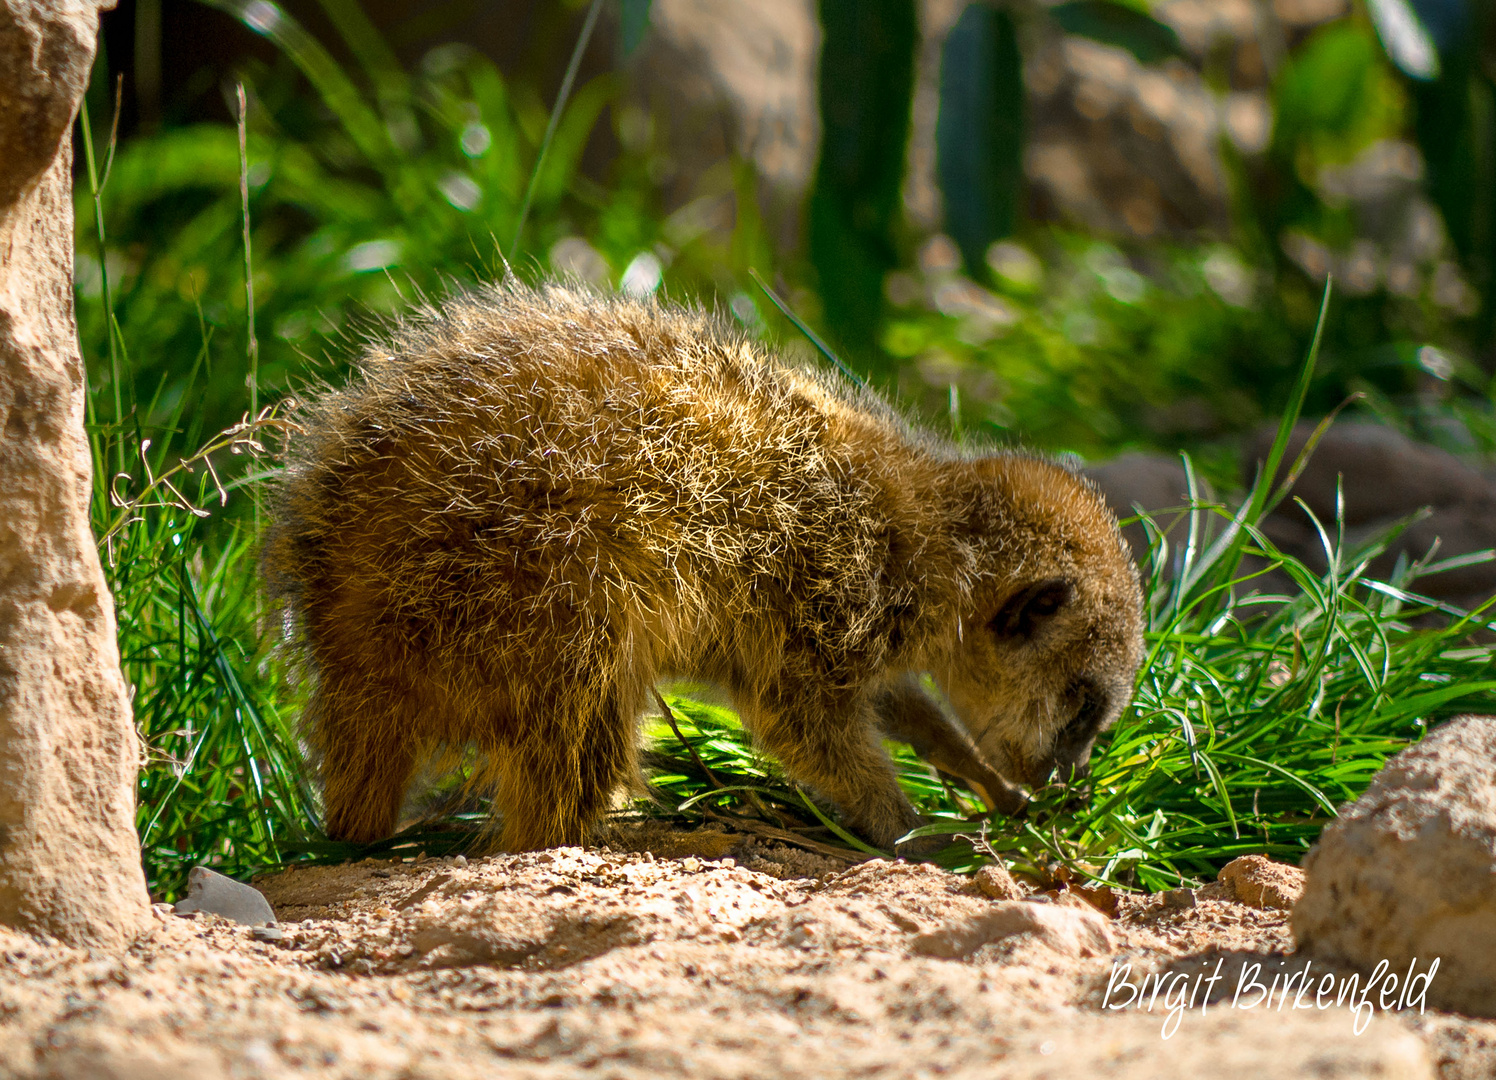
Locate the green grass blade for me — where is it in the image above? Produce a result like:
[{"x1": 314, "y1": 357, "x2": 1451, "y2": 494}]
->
[
  {"x1": 749, "y1": 267, "x2": 867, "y2": 389},
  {"x1": 796, "y1": 788, "x2": 888, "y2": 856},
  {"x1": 509, "y1": 0, "x2": 604, "y2": 258},
  {"x1": 196, "y1": 0, "x2": 392, "y2": 167}
]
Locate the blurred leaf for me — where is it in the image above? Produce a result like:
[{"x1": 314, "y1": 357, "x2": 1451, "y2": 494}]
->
[
  {"x1": 313, "y1": 0, "x2": 420, "y2": 152},
  {"x1": 1048, "y1": 1, "x2": 1185, "y2": 65},
  {"x1": 1277, "y1": 31, "x2": 1374, "y2": 138},
  {"x1": 531, "y1": 72, "x2": 620, "y2": 207},
  {"x1": 937, "y1": 3, "x2": 1024, "y2": 278},
  {"x1": 1367, "y1": 0, "x2": 1441, "y2": 79},
  {"x1": 196, "y1": 0, "x2": 393, "y2": 168},
  {"x1": 1408, "y1": 2, "x2": 1495, "y2": 335},
  {"x1": 102, "y1": 126, "x2": 381, "y2": 223},
  {"x1": 314, "y1": 0, "x2": 411, "y2": 100},
  {"x1": 808, "y1": 0, "x2": 917, "y2": 364},
  {"x1": 1273, "y1": 23, "x2": 1384, "y2": 149},
  {"x1": 621, "y1": 0, "x2": 652, "y2": 55}
]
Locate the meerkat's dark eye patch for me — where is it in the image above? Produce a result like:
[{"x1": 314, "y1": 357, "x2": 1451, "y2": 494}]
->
[{"x1": 989, "y1": 578, "x2": 1073, "y2": 639}]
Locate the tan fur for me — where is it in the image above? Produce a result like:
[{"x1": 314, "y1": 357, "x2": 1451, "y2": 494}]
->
[{"x1": 263, "y1": 282, "x2": 1144, "y2": 852}]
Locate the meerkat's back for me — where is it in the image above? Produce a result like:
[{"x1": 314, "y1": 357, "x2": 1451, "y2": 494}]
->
[{"x1": 269, "y1": 284, "x2": 947, "y2": 848}]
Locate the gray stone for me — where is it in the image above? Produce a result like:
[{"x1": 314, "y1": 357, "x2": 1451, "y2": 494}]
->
[
  {"x1": 1293, "y1": 716, "x2": 1496, "y2": 1018},
  {"x1": 1094, "y1": 424, "x2": 1496, "y2": 612},
  {"x1": 1252, "y1": 422, "x2": 1491, "y2": 527},
  {"x1": 1084, "y1": 451, "x2": 1194, "y2": 563},
  {"x1": 1251, "y1": 422, "x2": 1496, "y2": 608},
  {"x1": 174, "y1": 867, "x2": 277, "y2": 926}
]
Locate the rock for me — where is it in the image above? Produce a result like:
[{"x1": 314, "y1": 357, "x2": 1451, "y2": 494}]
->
[
  {"x1": 1253, "y1": 422, "x2": 1491, "y2": 528},
  {"x1": 971, "y1": 862, "x2": 1023, "y2": 900},
  {"x1": 631, "y1": 0, "x2": 1342, "y2": 264},
  {"x1": 1021, "y1": 35, "x2": 1230, "y2": 239},
  {"x1": 1293, "y1": 716, "x2": 1496, "y2": 1018},
  {"x1": 0, "y1": 0, "x2": 153, "y2": 950},
  {"x1": 173, "y1": 868, "x2": 277, "y2": 926},
  {"x1": 1162, "y1": 887, "x2": 1198, "y2": 909},
  {"x1": 1252, "y1": 422, "x2": 1496, "y2": 608},
  {"x1": 1217, "y1": 855, "x2": 1304, "y2": 911},
  {"x1": 628, "y1": 0, "x2": 819, "y2": 251},
  {"x1": 1085, "y1": 451, "x2": 1193, "y2": 562},
  {"x1": 911, "y1": 898, "x2": 1115, "y2": 959},
  {"x1": 908, "y1": 0, "x2": 1346, "y2": 240}
]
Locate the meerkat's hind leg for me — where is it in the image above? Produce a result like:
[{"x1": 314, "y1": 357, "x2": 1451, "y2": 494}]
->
[
  {"x1": 873, "y1": 673, "x2": 1029, "y2": 817},
  {"x1": 747, "y1": 683, "x2": 925, "y2": 854},
  {"x1": 493, "y1": 684, "x2": 637, "y2": 851},
  {"x1": 313, "y1": 675, "x2": 421, "y2": 844}
]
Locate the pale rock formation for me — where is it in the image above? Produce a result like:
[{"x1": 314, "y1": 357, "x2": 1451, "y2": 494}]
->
[{"x1": 0, "y1": 0, "x2": 151, "y2": 948}]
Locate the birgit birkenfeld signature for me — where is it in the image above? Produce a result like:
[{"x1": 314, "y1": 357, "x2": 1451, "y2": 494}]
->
[{"x1": 1102, "y1": 955, "x2": 1441, "y2": 1039}]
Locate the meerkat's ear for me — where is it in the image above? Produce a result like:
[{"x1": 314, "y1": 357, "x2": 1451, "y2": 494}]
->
[{"x1": 989, "y1": 579, "x2": 1072, "y2": 639}]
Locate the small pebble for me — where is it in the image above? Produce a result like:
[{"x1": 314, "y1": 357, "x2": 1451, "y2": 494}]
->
[
  {"x1": 1162, "y1": 888, "x2": 1197, "y2": 909},
  {"x1": 973, "y1": 862, "x2": 1024, "y2": 901},
  {"x1": 681, "y1": 857, "x2": 702, "y2": 872},
  {"x1": 251, "y1": 925, "x2": 285, "y2": 942},
  {"x1": 453, "y1": 854, "x2": 468, "y2": 868}
]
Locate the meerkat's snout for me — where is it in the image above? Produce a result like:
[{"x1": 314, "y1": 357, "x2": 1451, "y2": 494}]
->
[
  {"x1": 963, "y1": 661, "x2": 1132, "y2": 798},
  {"x1": 1051, "y1": 677, "x2": 1112, "y2": 777}
]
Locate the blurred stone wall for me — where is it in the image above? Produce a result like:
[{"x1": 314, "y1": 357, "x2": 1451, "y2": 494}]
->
[{"x1": 632, "y1": 0, "x2": 1350, "y2": 250}]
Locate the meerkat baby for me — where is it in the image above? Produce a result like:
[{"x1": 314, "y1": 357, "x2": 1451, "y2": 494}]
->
[{"x1": 264, "y1": 281, "x2": 1144, "y2": 853}]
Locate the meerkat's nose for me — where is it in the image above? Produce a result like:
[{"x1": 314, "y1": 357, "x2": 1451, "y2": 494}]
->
[{"x1": 1053, "y1": 678, "x2": 1109, "y2": 768}]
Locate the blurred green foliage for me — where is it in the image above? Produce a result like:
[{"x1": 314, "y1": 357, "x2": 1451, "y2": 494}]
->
[
  {"x1": 809, "y1": 0, "x2": 918, "y2": 365},
  {"x1": 79, "y1": 0, "x2": 1496, "y2": 466},
  {"x1": 77, "y1": 0, "x2": 758, "y2": 457}
]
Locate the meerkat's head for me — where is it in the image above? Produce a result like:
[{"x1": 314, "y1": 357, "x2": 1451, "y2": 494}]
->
[{"x1": 934, "y1": 454, "x2": 1144, "y2": 806}]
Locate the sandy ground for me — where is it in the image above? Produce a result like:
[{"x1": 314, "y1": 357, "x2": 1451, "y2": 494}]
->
[{"x1": 2, "y1": 831, "x2": 1493, "y2": 1080}]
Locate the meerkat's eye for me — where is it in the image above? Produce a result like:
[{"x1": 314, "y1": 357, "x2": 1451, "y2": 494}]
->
[{"x1": 990, "y1": 578, "x2": 1073, "y2": 640}]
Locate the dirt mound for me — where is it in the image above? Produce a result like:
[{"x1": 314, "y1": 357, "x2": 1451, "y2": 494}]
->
[{"x1": 3, "y1": 844, "x2": 1492, "y2": 1079}]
